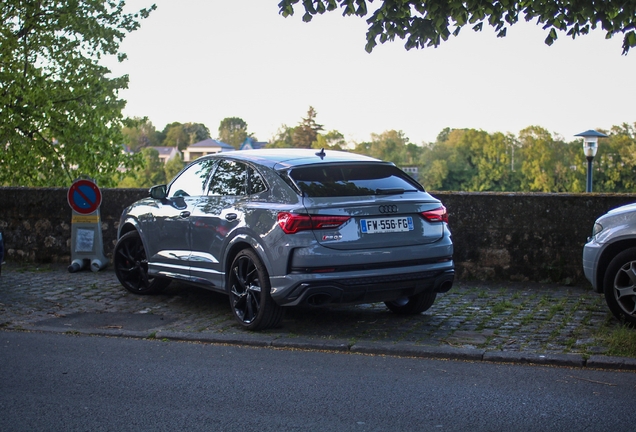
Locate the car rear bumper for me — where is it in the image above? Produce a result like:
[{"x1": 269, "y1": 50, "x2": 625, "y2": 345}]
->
[{"x1": 269, "y1": 263, "x2": 454, "y2": 307}]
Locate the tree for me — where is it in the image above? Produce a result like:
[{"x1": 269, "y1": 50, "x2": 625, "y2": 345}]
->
[
  {"x1": 161, "y1": 123, "x2": 188, "y2": 150},
  {"x1": 268, "y1": 124, "x2": 295, "y2": 148},
  {"x1": 418, "y1": 128, "x2": 521, "y2": 191},
  {"x1": 183, "y1": 122, "x2": 210, "y2": 145},
  {"x1": 164, "y1": 153, "x2": 184, "y2": 181},
  {"x1": 0, "y1": 1, "x2": 155, "y2": 187},
  {"x1": 592, "y1": 123, "x2": 636, "y2": 192},
  {"x1": 118, "y1": 147, "x2": 165, "y2": 188},
  {"x1": 312, "y1": 130, "x2": 346, "y2": 150},
  {"x1": 354, "y1": 130, "x2": 411, "y2": 164},
  {"x1": 518, "y1": 126, "x2": 578, "y2": 192},
  {"x1": 218, "y1": 117, "x2": 248, "y2": 149},
  {"x1": 279, "y1": 0, "x2": 636, "y2": 54},
  {"x1": 292, "y1": 106, "x2": 324, "y2": 148},
  {"x1": 121, "y1": 117, "x2": 159, "y2": 152},
  {"x1": 160, "y1": 122, "x2": 210, "y2": 150}
]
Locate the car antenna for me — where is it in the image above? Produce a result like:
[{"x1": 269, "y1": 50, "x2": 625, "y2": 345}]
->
[{"x1": 315, "y1": 148, "x2": 326, "y2": 160}]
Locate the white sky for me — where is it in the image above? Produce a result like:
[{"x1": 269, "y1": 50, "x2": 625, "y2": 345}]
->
[{"x1": 106, "y1": 0, "x2": 636, "y2": 145}]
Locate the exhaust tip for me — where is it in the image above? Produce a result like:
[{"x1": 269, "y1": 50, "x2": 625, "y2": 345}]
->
[{"x1": 434, "y1": 275, "x2": 454, "y2": 293}]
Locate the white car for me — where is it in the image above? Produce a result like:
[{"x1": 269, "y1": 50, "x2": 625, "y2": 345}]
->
[{"x1": 583, "y1": 203, "x2": 636, "y2": 325}]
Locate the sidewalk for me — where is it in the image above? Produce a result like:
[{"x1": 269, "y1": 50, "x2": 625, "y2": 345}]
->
[{"x1": 1, "y1": 263, "x2": 635, "y2": 370}]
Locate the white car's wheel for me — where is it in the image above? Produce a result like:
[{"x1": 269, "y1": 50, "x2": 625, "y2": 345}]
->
[{"x1": 603, "y1": 247, "x2": 636, "y2": 325}]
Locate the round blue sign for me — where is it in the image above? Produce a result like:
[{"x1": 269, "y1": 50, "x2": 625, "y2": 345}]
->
[{"x1": 68, "y1": 179, "x2": 102, "y2": 214}]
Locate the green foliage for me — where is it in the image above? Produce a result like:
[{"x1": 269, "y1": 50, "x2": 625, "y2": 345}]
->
[
  {"x1": 418, "y1": 129, "x2": 520, "y2": 191},
  {"x1": 122, "y1": 117, "x2": 159, "y2": 152},
  {"x1": 292, "y1": 106, "x2": 324, "y2": 148},
  {"x1": 518, "y1": 126, "x2": 580, "y2": 192},
  {"x1": 118, "y1": 147, "x2": 166, "y2": 188},
  {"x1": 279, "y1": 0, "x2": 636, "y2": 54},
  {"x1": 160, "y1": 122, "x2": 210, "y2": 150},
  {"x1": 164, "y1": 153, "x2": 184, "y2": 181},
  {"x1": 162, "y1": 123, "x2": 189, "y2": 150},
  {"x1": 354, "y1": 130, "x2": 412, "y2": 165},
  {"x1": 350, "y1": 123, "x2": 636, "y2": 193},
  {"x1": 268, "y1": 124, "x2": 295, "y2": 148},
  {"x1": 0, "y1": 0, "x2": 155, "y2": 187},
  {"x1": 269, "y1": 107, "x2": 325, "y2": 149},
  {"x1": 218, "y1": 117, "x2": 249, "y2": 149},
  {"x1": 594, "y1": 123, "x2": 636, "y2": 192},
  {"x1": 312, "y1": 130, "x2": 346, "y2": 150}
]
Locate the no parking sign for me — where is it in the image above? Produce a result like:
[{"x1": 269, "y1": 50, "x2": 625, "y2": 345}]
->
[
  {"x1": 67, "y1": 178, "x2": 107, "y2": 273},
  {"x1": 68, "y1": 178, "x2": 102, "y2": 215}
]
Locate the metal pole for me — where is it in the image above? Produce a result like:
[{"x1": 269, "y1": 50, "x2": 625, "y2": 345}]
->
[{"x1": 586, "y1": 156, "x2": 594, "y2": 192}]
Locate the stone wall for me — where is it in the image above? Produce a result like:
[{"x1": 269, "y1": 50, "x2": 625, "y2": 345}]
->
[{"x1": 1, "y1": 187, "x2": 635, "y2": 285}]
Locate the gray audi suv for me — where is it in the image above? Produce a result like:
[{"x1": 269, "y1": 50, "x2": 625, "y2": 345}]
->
[{"x1": 114, "y1": 149, "x2": 454, "y2": 330}]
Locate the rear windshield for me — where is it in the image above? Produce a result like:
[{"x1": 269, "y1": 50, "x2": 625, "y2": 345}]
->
[{"x1": 288, "y1": 164, "x2": 423, "y2": 197}]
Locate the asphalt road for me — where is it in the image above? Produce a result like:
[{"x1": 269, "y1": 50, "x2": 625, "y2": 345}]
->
[{"x1": 2, "y1": 331, "x2": 635, "y2": 432}]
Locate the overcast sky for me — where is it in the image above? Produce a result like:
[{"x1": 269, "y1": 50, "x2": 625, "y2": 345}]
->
[{"x1": 107, "y1": 0, "x2": 636, "y2": 145}]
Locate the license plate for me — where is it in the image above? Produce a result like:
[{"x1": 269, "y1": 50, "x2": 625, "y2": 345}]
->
[{"x1": 360, "y1": 216, "x2": 414, "y2": 234}]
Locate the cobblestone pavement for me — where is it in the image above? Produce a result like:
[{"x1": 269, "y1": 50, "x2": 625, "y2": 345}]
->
[{"x1": 1, "y1": 263, "x2": 635, "y2": 369}]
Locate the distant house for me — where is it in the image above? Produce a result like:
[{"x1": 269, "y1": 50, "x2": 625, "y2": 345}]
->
[
  {"x1": 239, "y1": 137, "x2": 268, "y2": 150},
  {"x1": 149, "y1": 146, "x2": 180, "y2": 164},
  {"x1": 182, "y1": 139, "x2": 235, "y2": 162}
]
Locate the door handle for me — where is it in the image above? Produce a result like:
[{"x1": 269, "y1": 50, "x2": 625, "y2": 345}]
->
[
  {"x1": 180, "y1": 211, "x2": 191, "y2": 218},
  {"x1": 225, "y1": 213, "x2": 238, "y2": 221}
]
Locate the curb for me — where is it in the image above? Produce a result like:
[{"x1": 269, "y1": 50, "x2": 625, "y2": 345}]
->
[{"x1": 16, "y1": 325, "x2": 636, "y2": 371}]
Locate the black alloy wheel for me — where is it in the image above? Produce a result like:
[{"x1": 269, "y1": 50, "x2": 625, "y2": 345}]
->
[
  {"x1": 228, "y1": 249, "x2": 284, "y2": 331},
  {"x1": 385, "y1": 290, "x2": 437, "y2": 314},
  {"x1": 603, "y1": 247, "x2": 636, "y2": 325},
  {"x1": 113, "y1": 231, "x2": 170, "y2": 294}
]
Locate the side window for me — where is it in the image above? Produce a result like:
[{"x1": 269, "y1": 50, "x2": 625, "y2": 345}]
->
[
  {"x1": 167, "y1": 159, "x2": 216, "y2": 198},
  {"x1": 248, "y1": 166, "x2": 267, "y2": 195},
  {"x1": 208, "y1": 160, "x2": 247, "y2": 196}
]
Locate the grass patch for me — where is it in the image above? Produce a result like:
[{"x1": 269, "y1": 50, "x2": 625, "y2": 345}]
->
[
  {"x1": 491, "y1": 300, "x2": 518, "y2": 314},
  {"x1": 538, "y1": 295, "x2": 550, "y2": 307},
  {"x1": 11, "y1": 264, "x2": 59, "y2": 273},
  {"x1": 520, "y1": 314, "x2": 535, "y2": 326},
  {"x1": 546, "y1": 299, "x2": 567, "y2": 320},
  {"x1": 601, "y1": 325, "x2": 636, "y2": 357}
]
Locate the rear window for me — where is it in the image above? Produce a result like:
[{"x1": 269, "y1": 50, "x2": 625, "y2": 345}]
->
[{"x1": 288, "y1": 164, "x2": 423, "y2": 197}]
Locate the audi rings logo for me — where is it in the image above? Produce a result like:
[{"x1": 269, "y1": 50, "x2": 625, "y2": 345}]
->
[{"x1": 378, "y1": 205, "x2": 398, "y2": 214}]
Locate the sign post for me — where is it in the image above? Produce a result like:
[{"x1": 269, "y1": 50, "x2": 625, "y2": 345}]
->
[{"x1": 67, "y1": 178, "x2": 108, "y2": 272}]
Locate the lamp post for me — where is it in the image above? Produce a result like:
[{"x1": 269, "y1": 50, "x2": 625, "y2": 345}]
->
[{"x1": 575, "y1": 130, "x2": 608, "y2": 192}]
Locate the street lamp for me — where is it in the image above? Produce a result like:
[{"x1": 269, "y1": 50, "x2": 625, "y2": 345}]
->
[{"x1": 575, "y1": 129, "x2": 608, "y2": 192}]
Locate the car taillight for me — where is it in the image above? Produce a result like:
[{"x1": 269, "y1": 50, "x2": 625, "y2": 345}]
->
[
  {"x1": 421, "y1": 206, "x2": 448, "y2": 223},
  {"x1": 277, "y1": 212, "x2": 350, "y2": 234}
]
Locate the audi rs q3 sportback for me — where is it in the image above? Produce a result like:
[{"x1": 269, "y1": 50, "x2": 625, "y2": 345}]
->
[{"x1": 114, "y1": 149, "x2": 454, "y2": 330}]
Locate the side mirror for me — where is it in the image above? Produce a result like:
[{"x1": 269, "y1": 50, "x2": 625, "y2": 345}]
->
[{"x1": 149, "y1": 184, "x2": 167, "y2": 200}]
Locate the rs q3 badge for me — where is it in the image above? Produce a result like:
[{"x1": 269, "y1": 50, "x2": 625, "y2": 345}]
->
[{"x1": 322, "y1": 234, "x2": 342, "y2": 241}]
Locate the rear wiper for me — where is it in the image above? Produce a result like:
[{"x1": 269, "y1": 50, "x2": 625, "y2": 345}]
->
[{"x1": 375, "y1": 188, "x2": 417, "y2": 195}]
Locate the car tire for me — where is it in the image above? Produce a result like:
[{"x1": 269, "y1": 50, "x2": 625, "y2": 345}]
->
[
  {"x1": 228, "y1": 249, "x2": 284, "y2": 331},
  {"x1": 603, "y1": 248, "x2": 636, "y2": 326},
  {"x1": 385, "y1": 290, "x2": 437, "y2": 315},
  {"x1": 113, "y1": 231, "x2": 170, "y2": 295}
]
